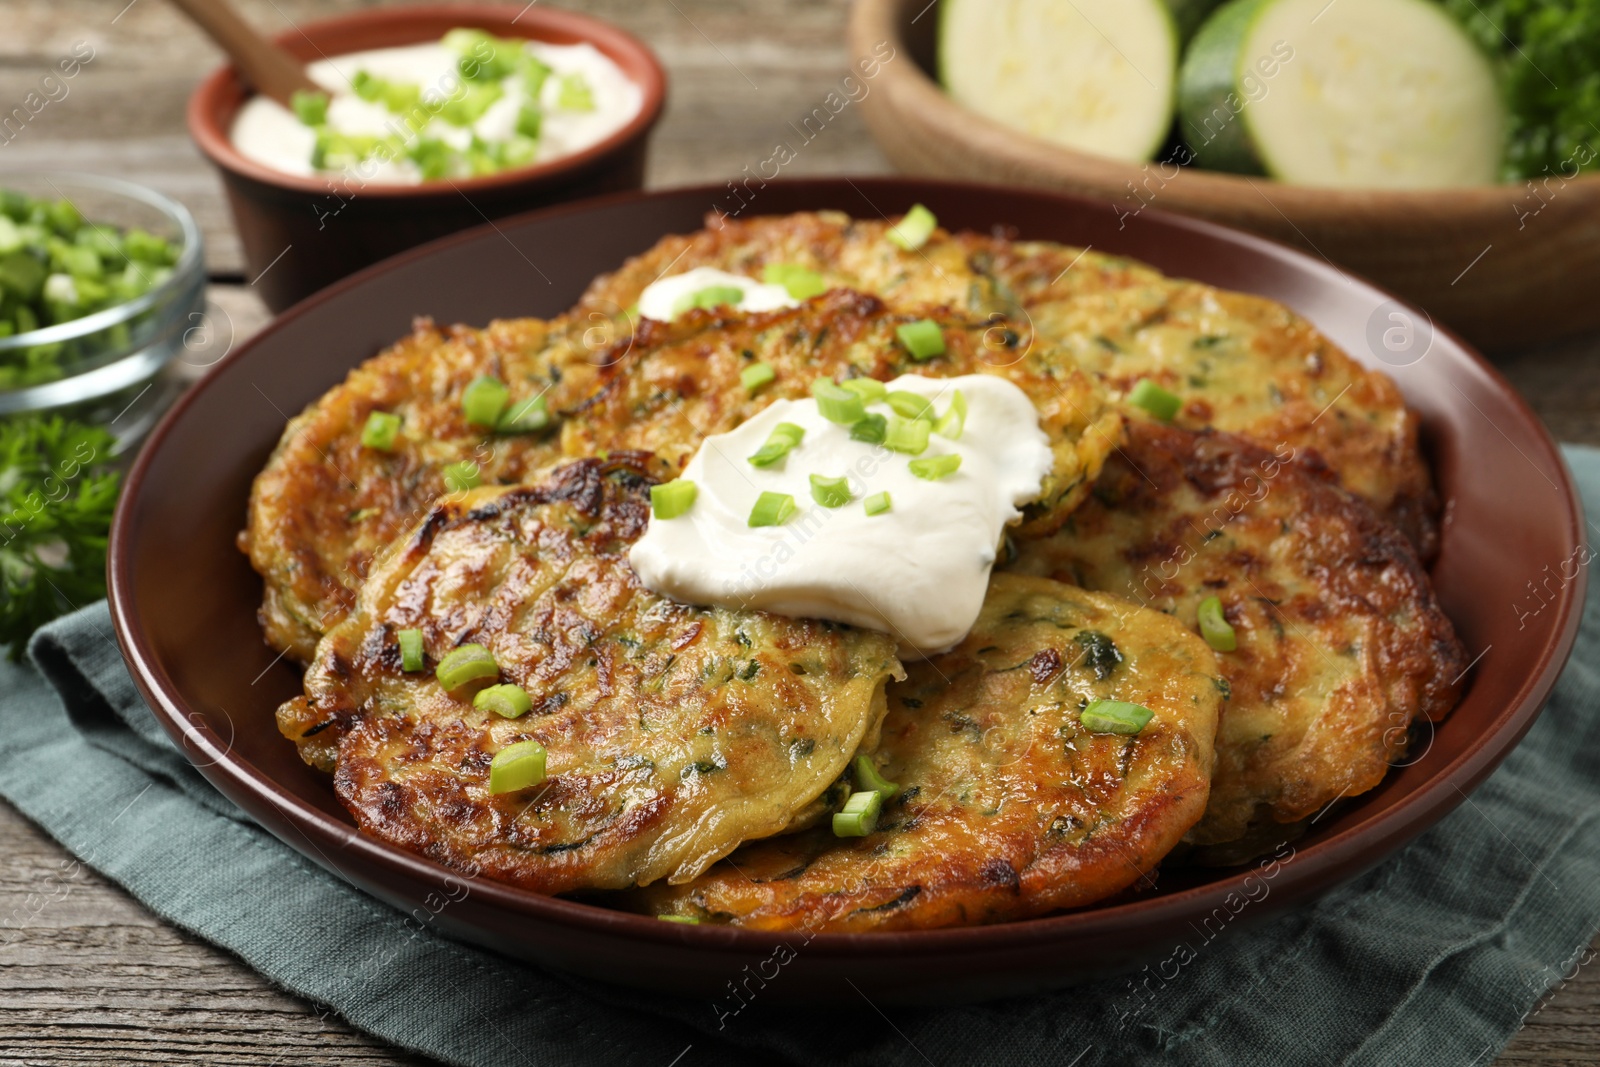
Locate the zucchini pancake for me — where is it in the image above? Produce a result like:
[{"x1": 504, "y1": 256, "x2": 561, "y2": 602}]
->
[
  {"x1": 252, "y1": 205, "x2": 1465, "y2": 928},
  {"x1": 634, "y1": 575, "x2": 1223, "y2": 931},
  {"x1": 576, "y1": 210, "x2": 1438, "y2": 557},
  {"x1": 276, "y1": 458, "x2": 902, "y2": 893}
]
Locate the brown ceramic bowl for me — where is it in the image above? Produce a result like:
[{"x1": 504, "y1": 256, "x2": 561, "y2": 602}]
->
[
  {"x1": 108, "y1": 178, "x2": 1585, "y2": 1003},
  {"x1": 848, "y1": 0, "x2": 1600, "y2": 354},
  {"x1": 187, "y1": 3, "x2": 665, "y2": 313}
]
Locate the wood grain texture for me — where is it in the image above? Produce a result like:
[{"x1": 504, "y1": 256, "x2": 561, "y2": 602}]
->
[
  {"x1": 1, "y1": 0, "x2": 1597, "y2": 1062},
  {"x1": 848, "y1": 0, "x2": 1600, "y2": 354}
]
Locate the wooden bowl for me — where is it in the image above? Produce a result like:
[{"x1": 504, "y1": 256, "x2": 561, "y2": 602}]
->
[
  {"x1": 849, "y1": 0, "x2": 1600, "y2": 354},
  {"x1": 108, "y1": 178, "x2": 1584, "y2": 1002}
]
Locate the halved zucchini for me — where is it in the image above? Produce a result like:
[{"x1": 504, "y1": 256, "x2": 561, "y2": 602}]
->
[
  {"x1": 1178, "y1": 0, "x2": 1505, "y2": 188},
  {"x1": 940, "y1": 0, "x2": 1179, "y2": 164}
]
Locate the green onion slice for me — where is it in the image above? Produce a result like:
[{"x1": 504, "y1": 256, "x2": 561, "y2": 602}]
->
[
  {"x1": 884, "y1": 415, "x2": 931, "y2": 455},
  {"x1": 832, "y1": 789, "x2": 884, "y2": 837},
  {"x1": 657, "y1": 915, "x2": 701, "y2": 924},
  {"x1": 909, "y1": 453, "x2": 962, "y2": 480},
  {"x1": 887, "y1": 204, "x2": 937, "y2": 251},
  {"x1": 810, "y1": 473, "x2": 852, "y2": 508},
  {"x1": 650, "y1": 479, "x2": 697, "y2": 520},
  {"x1": 442, "y1": 461, "x2": 481, "y2": 492},
  {"x1": 1080, "y1": 699, "x2": 1155, "y2": 736},
  {"x1": 1128, "y1": 379, "x2": 1181, "y2": 421},
  {"x1": 748, "y1": 422, "x2": 806, "y2": 468},
  {"x1": 748, "y1": 491, "x2": 796, "y2": 528},
  {"x1": 886, "y1": 391, "x2": 934, "y2": 420},
  {"x1": 474, "y1": 683, "x2": 534, "y2": 719},
  {"x1": 360, "y1": 411, "x2": 401, "y2": 451},
  {"x1": 671, "y1": 284, "x2": 744, "y2": 319},
  {"x1": 1197, "y1": 595, "x2": 1238, "y2": 652},
  {"x1": 864, "y1": 491, "x2": 892, "y2": 516},
  {"x1": 462, "y1": 375, "x2": 510, "y2": 428},
  {"x1": 895, "y1": 319, "x2": 946, "y2": 361},
  {"x1": 291, "y1": 89, "x2": 329, "y2": 126},
  {"x1": 740, "y1": 362, "x2": 776, "y2": 394},
  {"x1": 935, "y1": 391, "x2": 967, "y2": 440},
  {"x1": 840, "y1": 378, "x2": 887, "y2": 403},
  {"x1": 436, "y1": 643, "x2": 498, "y2": 690},
  {"x1": 500, "y1": 394, "x2": 550, "y2": 433},
  {"x1": 762, "y1": 263, "x2": 826, "y2": 300},
  {"x1": 811, "y1": 378, "x2": 866, "y2": 425},
  {"x1": 850, "y1": 413, "x2": 888, "y2": 444},
  {"x1": 488, "y1": 739, "x2": 547, "y2": 795},
  {"x1": 397, "y1": 628, "x2": 425, "y2": 673},
  {"x1": 854, "y1": 755, "x2": 899, "y2": 803}
]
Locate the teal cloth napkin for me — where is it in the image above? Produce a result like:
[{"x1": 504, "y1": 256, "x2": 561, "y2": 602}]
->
[{"x1": 3, "y1": 450, "x2": 1600, "y2": 1067}]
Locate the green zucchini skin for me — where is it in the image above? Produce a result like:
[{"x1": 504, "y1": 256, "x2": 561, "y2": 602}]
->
[
  {"x1": 1164, "y1": 0, "x2": 1226, "y2": 42},
  {"x1": 1176, "y1": 0, "x2": 1280, "y2": 174}
]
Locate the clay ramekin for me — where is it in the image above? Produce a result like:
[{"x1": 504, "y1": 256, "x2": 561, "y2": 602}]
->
[{"x1": 188, "y1": 3, "x2": 666, "y2": 312}]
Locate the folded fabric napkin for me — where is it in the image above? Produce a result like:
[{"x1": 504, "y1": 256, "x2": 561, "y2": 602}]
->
[{"x1": 2, "y1": 448, "x2": 1599, "y2": 1067}]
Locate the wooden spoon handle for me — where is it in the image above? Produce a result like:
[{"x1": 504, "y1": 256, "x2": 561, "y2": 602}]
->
[{"x1": 168, "y1": 0, "x2": 321, "y2": 107}]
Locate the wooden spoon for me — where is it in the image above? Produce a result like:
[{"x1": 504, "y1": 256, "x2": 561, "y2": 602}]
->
[{"x1": 167, "y1": 0, "x2": 320, "y2": 107}]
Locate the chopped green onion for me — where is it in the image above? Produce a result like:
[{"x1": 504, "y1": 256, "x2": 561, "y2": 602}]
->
[
  {"x1": 436, "y1": 643, "x2": 498, "y2": 690},
  {"x1": 849, "y1": 413, "x2": 887, "y2": 444},
  {"x1": 840, "y1": 378, "x2": 887, "y2": 403},
  {"x1": 864, "y1": 491, "x2": 892, "y2": 516},
  {"x1": 442, "y1": 461, "x2": 481, "y2": 492},
  {"x1": 360, "y1": 411, "x2": 401, "y2": 451},
  {"x1": 291, "y1": 90, "x2": 329, "y2": 126},
  {"x1": 474, "y1": 683, "x2": 533, "y2": 719},
  {"x1": 397, "y1": 628, "x2": 425, "y2": 672},
  {"x1": 1080, "y1": 699, "x2": 1155, "y2": 736},
  {"x1": 762, "y1": 262, "x2": 826, "y2": 300},
  {"x1": 896, "y1": 319, "x2": 946, "y2": 361},
  {"x1": 1128, "y1": 379, "x2": 1181, "y2": 421},
  {"x1": 811, "y1": 378, "x2": 866, "y2": 425},
  {"x1": 515, "y1": 102, "x2": 543, "y2": 140},
  {"x1": 500, "y1": 393, "x2": 550, "y2": 433},
  {"x1": 909, "y1": 453, "x2": 962, "y2": 480},
  {"x1": 748, "y1": 491, "x2": 796, "y2": 528},
  {"x1": 810, "y1": 474, "x2": 852, "y2": 508},
  {"x1": 671, "y1": 284, "x2": 745, "y2": 318},
  {"x1": 651, "y1": 479, "x2": 697, "y2": 519},
  {"x1": 1197, "y1": 595, "x2": 1238, "y2": 652},
  {"x1": 884, "y1": 415, "x2": 931, "y2": 455},
  {"x1": 887, "y1": 204, "x2": 937, "y2": 251},
  {"x1": 557, "y1": 72, "x2": 595, "y2": 110},
  {"x1": 658, "y1": 914, "x2": 701, "y2": 924},
  {"x1": 935, "y1": 391, "x2": 968, "y2": 440},
  {"x1": 854, "y1": 755, "x2": 899, "y2": 802},
  {"x1": 886, "y1": 391, "x2": 934, "y2": 421},
  {"x1": 740, "y1": 362, "x2": 776, "y2": 394},
  {"x1": 748, "y1": 422, "x2": 806, "y2": 468},
  {"x1": 832, "y1": 789, "x2": 883, "y2": 837},
  {"x1": 488, "y1": 739, "x2": 547, "y2": 794},
  {"x1": 462, "y1": 375, "x2": 510, "y2": 427}
]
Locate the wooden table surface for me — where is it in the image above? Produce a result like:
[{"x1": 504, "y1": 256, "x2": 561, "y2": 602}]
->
[{"x1": 2, "y1": 1, "x2": 1597, "y2": 1063}]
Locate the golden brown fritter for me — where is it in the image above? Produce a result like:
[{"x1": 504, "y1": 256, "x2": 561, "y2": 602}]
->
[
  {"x1": 561, "y1": 289, "x2": 1121, "y2": 537},
  {"x1": 573, "y1": 211, "x2": 1438, "y2": 557},
  {"x1": 1007, "y1": 421, "x2": 1466, "y2": 846},
  {"x1": 574, "y1": 209, "x2": 1007, "y2": 322},
  {"x1": 243, "y1": 291, "x2": 1117, "y2": 661},
  {"x1": 240, "y1": 316, "x2": 614, "y2": 661},
  {"x1": 276, "y1": 458, "x2": 903, "y2": 894},
  {"x1": 633, "y1": 574, "x2": 1222, "y2": 931},
  {"x1": 971, "y1": 238, "x2": 1439, "y2": 558}
]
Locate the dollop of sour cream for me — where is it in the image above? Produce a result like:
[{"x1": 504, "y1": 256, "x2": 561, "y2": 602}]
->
[
  {"x1": 628, "y1": 374, "x2": 1054, "y2": 657},
  {"x1": 635, "y1": 267, "x2": 798, "y2": 322},
  {"x1": 229, "y1": 41, "x2": 641, "y2": 183}
]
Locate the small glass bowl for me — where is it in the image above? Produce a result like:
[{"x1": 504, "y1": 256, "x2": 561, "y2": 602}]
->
[{"x1": 0, "y1": 173, "x2": 206, "y2": 448}]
